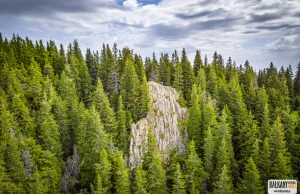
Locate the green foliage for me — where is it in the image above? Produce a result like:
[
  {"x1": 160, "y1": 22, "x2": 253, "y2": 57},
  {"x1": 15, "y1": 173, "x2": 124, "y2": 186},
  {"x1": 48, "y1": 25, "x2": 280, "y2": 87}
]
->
[
  {"x1": 1, "y1": 34, "x2": 299, "y2": 193},
  {"x1": 92, "y1": 78, "x2": 117, "y2": 134},
  {"x1": 184, "y1": 141, "x2": 205, "y2": 194},
  {"x1": 237, "y1": 157, "x2": 263, "y2": 194},
  {"x1": 116, "y1": 95, "x2": 128, "y2": 151},
  {"x1": 77, "y1": 106, "x2": 108, "y2": 188},
  {"x1": 143, "y1": 128, "x2": 166, "y2": 194},
  {"x1": 172, "y1": 53, "x2": 183, "y2": 92},
  {"x1": 120, "y1": 58, "x2": 141, "y2": 121},
  {"x1": 193, "y1": 50, "x2": 203, "y2": 77},
  {"x1": 110, "y1": 151, "x2": 130, "y2": 194},
  {"x1": 133, "y1": 165, "x2": 147, "y2": 194},
  {"x1": 214, "y1": 165, "x2": 234, "y2": 194},
  {"x1": 187, "y1": 84, "x2": 202, "y2": 153},
  {"x1": 269, "y1": 117, "x2": 292, "y2": 179},
  {"x1": 181, "y1": 48, "x2": 194, "y2": 103},
  {"x1": 94, "y1": 149, "x2": 112, "y2": 193},
  {"x1": 172, "y1": 163, "x2": 186, "y2": 194}
]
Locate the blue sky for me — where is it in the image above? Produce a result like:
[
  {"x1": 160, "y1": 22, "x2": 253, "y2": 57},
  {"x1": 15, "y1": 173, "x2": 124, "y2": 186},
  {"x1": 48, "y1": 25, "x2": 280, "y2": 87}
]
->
[{"x1": 0, "y1": 0, "x2": 300, "y2": 71}]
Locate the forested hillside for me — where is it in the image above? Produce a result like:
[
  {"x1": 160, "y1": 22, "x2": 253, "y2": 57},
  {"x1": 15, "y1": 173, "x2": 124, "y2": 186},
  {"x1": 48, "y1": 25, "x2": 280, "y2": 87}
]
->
[{"x1": 0, "y1": 33, "x2": 299, "y2": 193}]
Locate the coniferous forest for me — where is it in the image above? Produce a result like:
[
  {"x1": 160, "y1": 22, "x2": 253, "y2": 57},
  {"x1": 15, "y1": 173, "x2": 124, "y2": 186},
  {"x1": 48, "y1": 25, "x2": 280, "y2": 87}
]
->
[{"x1": 0, "y1": 33, "x2": 300, "y2": 194}]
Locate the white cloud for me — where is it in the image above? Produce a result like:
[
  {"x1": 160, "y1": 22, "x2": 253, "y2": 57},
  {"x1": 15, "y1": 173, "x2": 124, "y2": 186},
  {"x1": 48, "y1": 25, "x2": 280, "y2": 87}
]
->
[
  {"x1": 265, "y1": 34, "x2": 300, "y2": 51},
  {"x1": 123, "y1": 0, "x2": 140, "y2": 8}
]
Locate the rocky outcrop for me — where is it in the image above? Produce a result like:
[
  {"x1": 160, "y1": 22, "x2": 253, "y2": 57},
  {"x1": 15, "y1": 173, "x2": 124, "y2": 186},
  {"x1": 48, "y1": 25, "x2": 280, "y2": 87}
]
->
[{"x1": 129, "y1": 81, "x2": 188, "y2": 168}]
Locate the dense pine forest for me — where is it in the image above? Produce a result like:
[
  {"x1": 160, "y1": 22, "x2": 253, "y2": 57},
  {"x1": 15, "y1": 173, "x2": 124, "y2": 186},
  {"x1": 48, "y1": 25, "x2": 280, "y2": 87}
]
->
[{"x1": 0, "y1": 33, "x2": 300, "y2": 194}]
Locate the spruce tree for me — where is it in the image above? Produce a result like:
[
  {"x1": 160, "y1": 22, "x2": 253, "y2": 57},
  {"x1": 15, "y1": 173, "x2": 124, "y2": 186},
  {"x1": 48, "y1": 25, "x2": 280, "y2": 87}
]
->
[
  {"x1": 77, "y1": 106, "x2": 108, "y2": 188},
  {"x1": 282, "y1": 111, "x2": 300, "y2": 176},
  {"x1": 193, "y1": 50, "x2": 203, "y2": 77},
  {"x1": 214, "y1": 165, "x2": 233, "y2": 194},
  {"x1": 203, "y1": 127, "x2": 215, "y2": 191},
  {"x1": 172, "y1": 50, "x2": 183, "y2": 92},
  {"x1": 116, "y1": 95, "x2": 128, "y2": 151},
  {"x1": 206, "y1": 66, "x2": 218, "y2": 97},
  {"x1": 259, "y1": 138, "x2": 271, "y2": 189},
  {"x1": 143, "y1": 128, "x2": 166, "y2": 194},
  {"x1": 36, "y1": 93, "x2": 62, "y2": 159},
  {"x1": 269, "y1": 117, "x2": 292, "y2": 179},
  {"x1": 92, "y1": 78, "x2": 117, "y2": 134},
  {"x1": 146, "y1": 52, "x2": 160, "y2": 82},
  {"x1": 215, "y1": 108, "x2": 236, "y2": 171},
  {"x1": 195, "y1": 68, "x2": 206, "y2": 92},
  {"x1": 285, "y1": 65, "x2": 294, "y2": 106},
  {"x1": 120, "y1": 58, "x2": 141, "y2": 121},
  {"x1": 110, "y1": 151, "x2": 130, "y2": 194},
  {"x1": 132, "y1": 165, "x2": 147, "y2": 194},
  {"x1": 138, "y1": 74, "x2": 151, "y2": 119},
  {"x1": 237, "y1": 157, "x2": 263, "y2": 194},
  {"x1": 0, "y1": 94, "x2": 26, "y2": 193},
  {"x1": 294, "y1": 62, "x2": 300, "y2": 110},
  {"x1": 239, "y1": 112, "x2": 259, "y2": 168},
  {"x1": 181, "y1": 48, "x2": 194, "y2": 103},
  {"x1": 172, "y1": 163, "x2": 186, "y2": 194},
  {"x1": 94, "y1": 149, "x2": 112, "y2": 193},
  {"x1": 294, "y1": 62, "x2": 300, "y2": 96},
  {"x1": 187, "y1": 84, "x2": 202, "y2": 153},
  {"x1": 184, "y1": 141, "x2": 205, "y2": 194}
]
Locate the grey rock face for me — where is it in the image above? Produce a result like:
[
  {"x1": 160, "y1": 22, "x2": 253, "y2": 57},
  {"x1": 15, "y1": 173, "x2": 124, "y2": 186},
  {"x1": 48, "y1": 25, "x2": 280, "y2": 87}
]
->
[{"x1": 129, "y1": 81, "x2": 188, "y2": 168}]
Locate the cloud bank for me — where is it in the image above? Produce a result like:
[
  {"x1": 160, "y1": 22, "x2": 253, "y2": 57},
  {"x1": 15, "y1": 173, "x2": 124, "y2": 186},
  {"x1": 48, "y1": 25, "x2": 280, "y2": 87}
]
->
[{"x1": 0, "y1": 0, "x2": 299, "y2": 69}]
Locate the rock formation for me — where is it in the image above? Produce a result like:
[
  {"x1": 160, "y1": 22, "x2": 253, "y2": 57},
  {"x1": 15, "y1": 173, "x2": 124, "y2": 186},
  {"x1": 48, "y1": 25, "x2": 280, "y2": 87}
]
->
[{"x1": 129, "y1": 81, "x2": 188, "y2": 168}]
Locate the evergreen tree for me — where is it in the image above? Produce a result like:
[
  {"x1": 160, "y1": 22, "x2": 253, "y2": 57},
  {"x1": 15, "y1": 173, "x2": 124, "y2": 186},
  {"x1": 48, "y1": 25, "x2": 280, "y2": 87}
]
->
[
  {"x1": 259, "y1": 138, "x2": 271, "y2": 188},
  {"x1": 187, "y1": 84, "x2": 202, "y2": 153},
  {"x1": 110, "y1": 151, "x2": 130, "y2": 194},
  {"x1": 239, "y1": 112, "x2": 259, "y2": 168},
  {"x1": 7, "y1": 70, "x2": 35, "y2": 137},
  {"x1": 172, "y1": 50, "x2": 183, "y2": 91},
  {"x1": 206, "y1": 66, "x2": 218, "y2": 97},
  {"x1": 215, "y1": 108, "x2": 236, "y2": 178},
  {"x1": 227, "y1": 75, "x2": 248, "y2": 159},
  {"x1": 92, "y1": 78, "x2": 117, "y2": 134},
  {"x1": 214, "y1": 165, "x2": 233, "y2": 194},
  {"x1": 193, "y1": 49, "x2": 203, "y2": 77},
  {"x1": 237, "y1": 157, "x2": 263, "y2": 194},
  {"x1": 77, "y1": 106, "x2": 108, "y2": 188},
  {"x1": 57, "y1": 44, "x2": 66, "y2": 77},
  {"x1": 285, "y1": 65, "x2": 294, "y2": 106},
  {"x1": 294, "y1": 62, "x2": 300, "y2": 110},
  {"x1": 159, "y1": 53, "x2": 172, "y2": 86},
  {"x1": 25, "y1": 58, "x2": 44, "y2": 110},
  {"x1": 146, "y1": 52, "x2": 160, "y2": 82},
  {"x1": 120, "y1": 58, "x2": 141, "y2": 121},
  {"x1": 0, "y1": 94, "x2": 26, "y2": 193},
  {"x1": 138, "y1": 74, "x2": 151, "y2": 119},
  {"x1": 203, "y1": 127, "x2": 215, "y2": 191},
  {"x1": 269, "y1": 117, "x2": 292, "y2": 179},
  {"x1": 132, "y1": 165, "x2": 147, "y2": 194},
  {"x1": 36, "y1": 93, "x2": 62, "y2": 159},
  {"x1": 282, "y1": 111, "x2": 300, "y2": 176},
  {"x1": 255, "y1": 86, "x2": 271, "y2": 140},
  {"x1": 78, "y1": 58, "x2": 92, "y2": 106},
  {"x1": 172, "y1": 163, "x2": 186, "y2": 194},
  {"x1": 295, "y1": 62, "x2": 300, "y2": 96},
  {"x1": 181, "y1": 48, "x2": 194, "y2": 103},
  {"x1": 143, "y1": 128, "x2": 166, "y2": 194},
  {"x1": 184, "y1": 141, "x2": 205, "y2": 194},
  {"x1": 195, "y1": 68, "x2": 206, "y2": 91},
  {"x1": 116, "y1": 95, "x2": 128, "y2": 151},
  {"x1": 94, "y1": 149, "x2": 112, "y2": 193}
]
